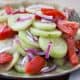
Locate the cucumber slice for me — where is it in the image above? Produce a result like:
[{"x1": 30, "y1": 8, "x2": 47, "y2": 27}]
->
[
  {"x1": 33, "y1": 21, "x2": 56, "y2": 31},
  {"x1": 39, "y1": 37, "x2": 67, "y2": 58},
  {"x1": 30, "y1": 28, "x2": 62, "y2": 38},
  {"x1": 75, "y1": 28, "x2": 80, "y2": 40},
  {"x1": 0, "y1": 15, "x2": 8, "y2": 22},
  {"x1": 15, "y1": 56, "x2": 29, "y2": 73},
  {"x1": 8, "y1": 14, "x2": 34, "y2": 31},
  {"x1": 6, "y1": 52, "x2": 20, "y2": 71},
  {"x1": 15, "y1": 65, "x2": 25, "y2": 73},
  {"x1": 0, "y1": 10, "x2": 8, "y2": 22},
  {"x1": 14, "y1": 38, "x2": 26, "y2": 56},
  {"x1": 19, "y1": 37, "x2": 35, "y2": 49},
  {"x1": 18, "y1": 31, "x2": 39, "y2": 48},
  {"x1": 54, "y1": 58, "x2": 65, "y2": 66}
]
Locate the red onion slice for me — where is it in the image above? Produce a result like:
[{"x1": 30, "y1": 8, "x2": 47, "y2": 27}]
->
[
  {"x1": 25, "y1": 48, "x2": 39, "y2": 55},
  {"x1": 38, "y1": 51, "x2": 45, "y2": 56},
  {"x1": 26, "y1": 4, "x2": 53, "y2": 13},
  {"x1": 20, "y1": 56, "x2": 29, "y2": 65},
  {"x1": 45, "y1": 42, "x2": 52, "y2": 59},
  {"x1": 13, "y1": 36, "x2": 20, "y2": 44},
  {"x1": 16, "y1": 16, "x2": 32, "y2": 22},
  {"x1": 25, "y1": 48, "x2": 45, "y2": 56},
  {"x1": 27, "y1": 53, "x2": 34, "y2": 61},
  {"x1": 35, "y1": 12, "x2": 54, "y2": 22},
  {"x1": 27, "y1": 31, "x2": 38, "y2": 42},
  {"x1": 41, "y1": 65, "x2": 56, "y2": 73}
]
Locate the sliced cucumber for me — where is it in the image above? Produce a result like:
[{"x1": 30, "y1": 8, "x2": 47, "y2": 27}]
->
[
  {"x1": 0, "y1": 15, "x2": 8, "y2": 22},
  {"x1": 19, "y1": 37, "x2": 35, "y2": 49},
  {"x1": 15, "y1": 64, "x2": 25, "y2": 73},
  {"x1": 6, "y1": 52, "x2": 20, "y2": 71},
  {"x1": 39, "y1": 37, "x2": 67, "y2": 58},
  {"x1": 14, "y1": 39, "x2": 26, "y2": 56},
  {"x1": 14, "y1": 56, "x2": 29, "y2": 73},
  {"x1": 8, "y1": 14, "x2": 34, "y2": 31},
  {"x1": 30, "y1": 28, "x2": 62, "y2": 38},
  {"x1": 0, "y1": 10, "x2": 8, "y2": 22},
  {"x1": 54, "y1": 58, "x2": 65, "y2": 66},
  {"x1": 33, "y1": 21, "x2": 56, "y2": 31},
  {"x1": 18, "y1": 31, "x2": 39, "y2": 48}
]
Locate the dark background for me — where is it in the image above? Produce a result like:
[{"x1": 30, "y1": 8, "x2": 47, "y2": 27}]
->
[{"x1": 0, "y1": 74, "x2": 69, "y2": 80}]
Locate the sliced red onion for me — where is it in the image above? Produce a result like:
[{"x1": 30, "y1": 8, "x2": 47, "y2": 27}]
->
[
  {"x1": 13, "y1": 7, "x2": 27, "y2": 14},
  {"x1": 16, "y1": 16, "x2": 32, "y2": 22},
  {"x1": 41, "y1": 67, "x2": 49, "y2": 72},
  {"x1": 35, "y1": 12, "x2": 54, "y2": 22},
  {"x1": 27, "y1": 53, "x2": 34, "y2": 61},
  {"x1": 0, "y1": 39, "x2": 13, "y2": 53},
  {"x1": 25, "y1": 48, "x2": 39, "y2": 55},
  {"x1": 26, "y1": 4, "x2": 53, "y2": 13},
  {"x1": 41, "y1": 19, "x2": 53, "y2": 23},
  {"x1": 38, "y1": 51, "x2": 45, "y2": 56},
  {"x1": 0, "y1": 47, "x2": 12, "y2": 53},
  {"x1": 13, "y1": 36, "x2": 20, "y2": 44},
  {"x1": 25, "y1": 48, "x2": 45, "y2": 56},
  {"x1": 41, "y1": 65, "x2": 56, "y2": 73},
  {"x1": 45, "y1": 42, "x2": 52, "y2": 59},
  {"x1": 20, "y1": 56, "x2": 29, "y2": 65},
  {"x1": 27, "y1": 31, "x2": 38, "y2": 42},
  {"x1": 27, "y1": 35, "x2": 35, "y2": 43}
]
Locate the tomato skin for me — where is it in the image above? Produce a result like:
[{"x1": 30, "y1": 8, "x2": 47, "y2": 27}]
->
[
  {"x1": 57, "y1": 20, "x2": 79, "y2": 36},
  {"x1": 41, "y1": 8, "x2": 66, "y2": 20},
  {"x1": 66, "y1": 37, "x2": 79, "y2": 66},
  {"x1": 0, "y1": 52, "x2": 13, "y2": 64},
  {"x1": 75, "y1": 40, "x2": 80, "y2": 49},
  {"x1": 35, "y1": 15, "x2": 41, "y2": 20},
  {"x1": 58, "y1": 20, "x2": 73, "y2": 36},
  {"x1": 0, "y1": 23, "x2": 17, "y2": 40},
  {"x1": 25, "y1": 56, "x2": 45, "y2": 74},
  {"x1": 4, "y1": 6, "x2": 13, "y2": 14}
]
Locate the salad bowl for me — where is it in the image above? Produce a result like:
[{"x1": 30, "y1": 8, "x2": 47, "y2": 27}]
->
[{"x1": 0, "y1": 0, "x2": 80, "y2": 79}]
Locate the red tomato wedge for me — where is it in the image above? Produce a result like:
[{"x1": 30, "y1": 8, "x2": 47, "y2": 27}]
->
[
  {"x1": 0, "y1": 52, "x2": 13, "y2": 64},
  {"x1": 66, "y1": 37, "x2": 79, "y2": 66},
  {"x1": 0, "y1": 23, "x2": 17, "y2": 40},
  {"x1": 75, "y1": 40, "x2": 80, "y2": 49},
  {"x1": 41, "y1": 8, "x2": 66, "y2": 20},
  {"x1": 25, "y1": 56, "x2": 45, "y2": 74},
  {"x1": 4, "y1": 6, "x2": 14, "y2": 14},
  {"x1": 57, "y1": 20, "x2": 79, "y2": 36},
  {"x1": 35, "y1": 15, "x2": 41, "y2": 20}
]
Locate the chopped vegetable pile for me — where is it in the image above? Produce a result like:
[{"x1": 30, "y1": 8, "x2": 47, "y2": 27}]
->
[{"x1": 0, "y1": 5, "x2": 80, "y2": 75}]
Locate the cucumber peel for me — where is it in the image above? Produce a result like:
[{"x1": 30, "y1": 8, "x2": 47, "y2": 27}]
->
[
  {"x1": 30, "y1": 28, "x2": 62, "y2": 38},
  {"x1": 39, "y1": 37, "x2": 67, "y2": 58}
]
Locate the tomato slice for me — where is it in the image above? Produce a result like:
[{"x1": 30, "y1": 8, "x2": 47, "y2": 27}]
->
[
  {"x1": 0, "y1": 23, "x2": 17, "y2": 40},
  {"x1": 35, "y1": 15, "x2": 41, "y2": 20},
  {"x1": 25, "y1": 56, "x2": 45, "y2": 74},
  {"x1": 0, "y1": 52, "x2": 13, "y2": 64},
  {"x1": 58, "y1": 20, "x2": 73, "y2": 36},
  {"x1": 4, "y1": 6, "x2": 13, "y2": 14},
  {"x1": 75, "y1": 40, "x2": 80, "y2": 49},
  {"x1": 41, "y1": 8, "x2": 66, "y2": 20},
  {"x1": 57, "y1": 20, "x2": 79, "y2": 36},
  {"x1": 66, "y1": 37, "x2": 79, "y2": 66},
  {"x1": 67, "y1": 21, "x2": 79, "y2": 35}
]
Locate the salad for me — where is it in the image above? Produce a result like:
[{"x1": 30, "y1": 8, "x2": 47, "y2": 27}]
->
[{"x1": 0, "y1": 4, "x2": 80, "y2": 75}]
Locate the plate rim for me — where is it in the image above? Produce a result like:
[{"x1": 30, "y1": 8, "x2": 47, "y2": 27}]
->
[{"x1": 0, "y1": 64, "x2": 80, "y2": 79}]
